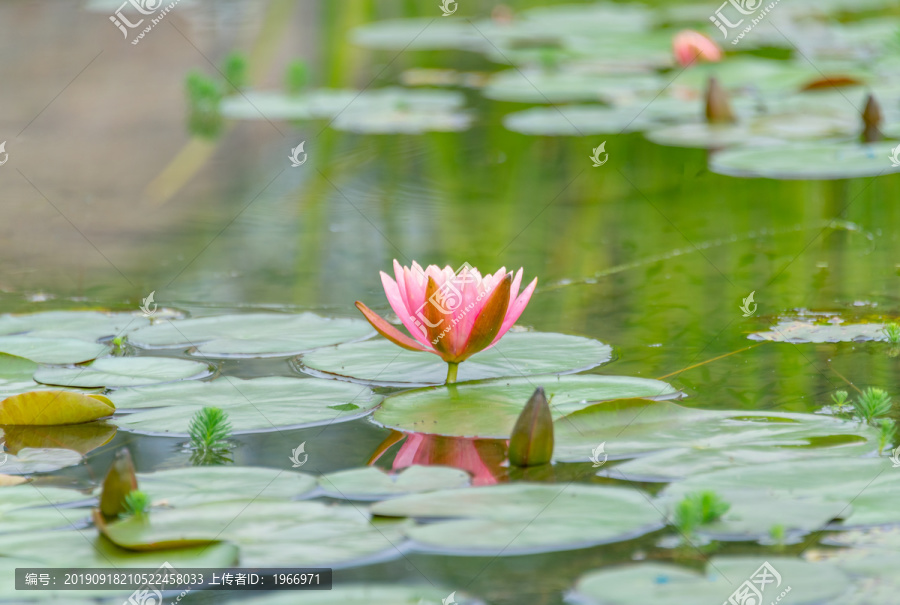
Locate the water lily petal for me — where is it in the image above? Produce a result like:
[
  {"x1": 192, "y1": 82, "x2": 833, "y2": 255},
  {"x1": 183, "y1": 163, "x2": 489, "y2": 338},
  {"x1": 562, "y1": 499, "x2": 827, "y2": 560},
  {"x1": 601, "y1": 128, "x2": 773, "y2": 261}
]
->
[
  {"x1": 490, "y1": 276, "x2": 537, "y2": 348},
  {"x1": 459, "y1": 273, "x2": 512, "y2": 361},
  {"x1": 355, "y1": 302, "x2": 431, "y2": 353},
  {"x1": 380, "y1": 271, "x2": 431, "y2": 348}
]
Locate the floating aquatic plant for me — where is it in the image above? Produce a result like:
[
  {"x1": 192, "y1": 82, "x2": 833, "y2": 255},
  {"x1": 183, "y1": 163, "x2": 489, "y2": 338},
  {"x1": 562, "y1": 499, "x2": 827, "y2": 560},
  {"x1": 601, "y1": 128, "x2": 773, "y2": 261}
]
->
[
  {"x1": 110, "y1": 335, "x2": 127, "y2": 356},
  {"x1": 851, "y1": 387, "x2": 893, "y2": 424},
  {"x1": 876, "y1": 418, "x2": 896, "y2": 454},
  {"x1": 355, "y1": 261, "x2": 537, "y2": 383},
  {"x1": 285, "y1": 60, "x2": 310, "y2": 95},
  {"x1": 188, "y1": 406, "x2": 234, "y2": 465},
  {"x1": 185, "y1": 71, "x2": 224, "y2": 138},
  {"x1": 222, "y1": 52, "x2": 248, "y2": 92},
  {"x1": 882, "y1": 322, "x2": 900, "y2": 344},
  {"x1": 673, "y1": 490, "x2": 730, "y2": 536},
  {"x1": 121, "y1": 489, "x2": 150, "y2": 519}
]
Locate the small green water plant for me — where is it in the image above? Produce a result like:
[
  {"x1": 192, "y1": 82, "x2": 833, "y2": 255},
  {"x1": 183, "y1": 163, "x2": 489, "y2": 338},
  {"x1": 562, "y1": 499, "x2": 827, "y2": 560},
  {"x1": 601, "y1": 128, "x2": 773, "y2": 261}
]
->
[
  {"x1": 111, "y1": 336, "x2": 127, "y2": 356},
  {"x1": 876, "y1": 418, "x2": 897, "y2": 454},
  {"x1": 883, "y1": 323, "x2": 900, "y2": 344},
  {"x1": 188, "y1": 406, "x2": 234, "y2": 465},
  {"x1": 285, "y1": 60, "x2": 309, "y2": 96},
  {"x1": 222, "y1": 52, "x2": 248, "y2": 92},
  {"x1": 121, "y1": 490, "x2": 150, "y2": 519},
  {"x1": 851, "y1": 387, "x2": 893, "y2": 424},
  {"x1": 769, "y1": 523, "x2": 786, "y2": 549},
  {"x1": 673, "y1": 490, "x2": 730, "y2": 536},
  {"x1": 185, "y1": 71, "x2": 224, "y2": 138}
]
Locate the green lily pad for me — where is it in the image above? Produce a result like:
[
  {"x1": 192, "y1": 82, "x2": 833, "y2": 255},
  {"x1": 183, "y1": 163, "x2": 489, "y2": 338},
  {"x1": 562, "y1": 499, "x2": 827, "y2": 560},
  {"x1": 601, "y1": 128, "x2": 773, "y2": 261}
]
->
[
  {"x1": 318, "y1": 465, "x2": 470, "y2": 500},
  {"x1": 554, "y1": 400, "x2": 877, "y2": 467},
  {"x1": 0, "y1": 506, "x2": 89, "y2": 535},
  {"x1": 371, "y1": 483, "x2": 664, "y2": 554},
  {"x1": 129, "y1": 313, "x2": 373, "y2": 357},
  {"x1": 503, "y1": 104, "x2": 656, "y2": 135},
  {"x1": 710, "y1": 141, "x2": 900, "y2": 180},
  {"x1": 374, "y1": 375, "x2": 677, "y2": 438},
  {"x1": 0, "y1": 336, "x2": 109, "y2": 365},
  {"x1": 0, "y1": 354, "x2": 38, "y2": 397},
  {"x1": 660, "y1": 457, "x2": 900, "y2": 527},
  {"x1": 118, "y1": 466, "x2": 317, "y2": 506},
  {"x1": 243, "y1": 585, "x2": 483, "y2": 605},
  {"x1": 0, "y1": 483, "x2": 88, "y2": 512},
  {"x1": 351, "y1": 18, "x2": 486, "y2": 51},
  {"x1": 570, "y1": 557, "x2": 850, "y2": 605},
  {"x1": 332, "y1": 108, "x2": 472, "y2": 133},
  {"x1": 0, "y1": 311, "x2": 149, "y2": 341},
  {"x1": 0, "y1": 448, "x2": 83, "y2": 475},
  {"x1": 111, "y1": 377, "x2": 381, "y2": 434},
  {"x1": 750, "y1": 320, "x2": 890, "y2": 343},
  {"x1": 298, "y1": 332, "x2": 613, "y2": 386},
  {"x1": 484, "y1": 69, "x2": 664, "y2": 104},
  {"x1": 101, "y1": 500, "x2": 409, "y2": 567},
  {"x1": 221, "y1": 89, "x2": 466, "y2": 122},
  {"x1": 34, "y1": 357, "x2": 211, "y2": 388}
]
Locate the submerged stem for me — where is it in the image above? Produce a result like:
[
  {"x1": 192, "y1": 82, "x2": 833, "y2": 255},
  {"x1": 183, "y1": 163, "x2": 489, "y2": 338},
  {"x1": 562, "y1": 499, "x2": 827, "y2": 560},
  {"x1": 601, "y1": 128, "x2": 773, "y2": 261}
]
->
[{"x1": 445, "y1": 362, "x2": 459, "y2": 384}]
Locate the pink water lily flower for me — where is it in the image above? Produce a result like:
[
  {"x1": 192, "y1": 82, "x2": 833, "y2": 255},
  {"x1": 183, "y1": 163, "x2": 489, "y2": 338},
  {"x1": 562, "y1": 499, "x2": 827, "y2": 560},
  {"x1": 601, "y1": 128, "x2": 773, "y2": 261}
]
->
[
  {"x1": 355, "y1": 261, "x2": 537, "y2": 383},
  {"x1": 673, "y1": 30, "x2": 723, "y2": 67}
]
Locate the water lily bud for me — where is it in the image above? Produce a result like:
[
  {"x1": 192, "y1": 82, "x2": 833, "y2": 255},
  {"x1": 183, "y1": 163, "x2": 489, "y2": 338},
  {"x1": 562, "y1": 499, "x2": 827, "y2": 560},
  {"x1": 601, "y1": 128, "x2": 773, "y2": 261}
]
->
[
  {"x1": 861, "y1": 94, "x2": 883, "y2": 143},
  {"x1": 99, "y1": 448, "x2": 138, "y2": 518},
  {"x1": 509, "y1": 387, "x2": 554, "y2": 467},
  {"x1": 705, "y1": 77, "x2": 736, "y2": 124}
]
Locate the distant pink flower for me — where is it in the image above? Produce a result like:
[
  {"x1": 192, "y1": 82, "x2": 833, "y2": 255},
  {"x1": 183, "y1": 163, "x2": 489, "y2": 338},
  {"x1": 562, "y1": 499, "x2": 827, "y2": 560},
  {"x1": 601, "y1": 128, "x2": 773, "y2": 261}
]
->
[
  {"x1": 673, "y1": 30, "x2": 722, "y2": 67},
  {"x1": 355, "y1": 261, "x2": 537, "y2": 382}
]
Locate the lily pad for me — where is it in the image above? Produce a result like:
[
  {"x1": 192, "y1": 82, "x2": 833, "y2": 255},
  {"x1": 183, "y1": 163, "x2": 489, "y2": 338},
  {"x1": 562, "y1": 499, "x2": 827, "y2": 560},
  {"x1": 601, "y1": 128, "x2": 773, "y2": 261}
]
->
[
  {"x1": 483, "y1": 69, "x2": 664, "y2": 104},
  {"x1": 710, "y1": 141, "x2": 900, "y2": 180},
  {"x1": 0, "y1": 336, "x2": 109, "y2": 365},
  {"x1": 101, "y1": 500, "x2": 409, "y2": 567},
  {"x1": 331, "y1": 108, "x2": 472, "y2": 134},
  {"x1": 553, "y1": 399, "x2": 877, "y2": 467},
  {"x1": 298, "y1": 332, "x2": 613, "y2": 386},
  {"x1": 34, "y1": 357, "x2": 211, "y2": 388},
  {"x1": 129, "y1": 312, "x2": 373, "y2": 357},
  {"x1": 373, "y1": 375, "x2": 677, "y2": 438},
  {"x1": 0, "y1": 505, "x2": 89, "y2": 534},
  {"x1": 0, "y1": 354, "x2": 38, "y2": 397},
  {"x1": 318, "y1": 465, "x2": 470, "y2": 500},
  {"x1": 0, "y1": 310, "x2": 149, "y2": 340},
  {"x1": 371, "y1": 483, "x2": 664, "y2": 554},
  {"x1": 111, "y1": 377, "x2": 381, "y2": 434},
  {"x1": 570, "y1": 557, "x2": 850, "y2": 605},
  {"x1": 503, "y1": 104, "x2": 656, "y2": 135},
  {"x1": 0, "y1": 390, "x2": 115, "y2": 425},
  {"x1": 0, "y1": 447, "x2": 83, "y2": 475},
  {"x1": 243, "y1": 585, "x2": 483, "y2": 605},
  {"x1": 0, "y1": 483, "x2": 88, "y2": 511},
  {"x1": 123, "y1": 466, "x2": 317, "y2": 506},
  {"x1": 750, "y1": 320, "x2": 889, "y2": 343},
  {"x1": 351, "y1": 18, "x2": 486, "y2": 51}
]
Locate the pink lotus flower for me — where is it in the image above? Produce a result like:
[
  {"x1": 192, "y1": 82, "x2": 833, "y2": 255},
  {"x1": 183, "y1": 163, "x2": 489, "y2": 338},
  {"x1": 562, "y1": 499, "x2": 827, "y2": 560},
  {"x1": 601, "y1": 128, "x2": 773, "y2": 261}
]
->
[
  {"x1": 673, "y1": 30, "x2": 722, "y2": 67},
  {"x1": 355, "y1": 261, "x2": 537, "y2": 383}
]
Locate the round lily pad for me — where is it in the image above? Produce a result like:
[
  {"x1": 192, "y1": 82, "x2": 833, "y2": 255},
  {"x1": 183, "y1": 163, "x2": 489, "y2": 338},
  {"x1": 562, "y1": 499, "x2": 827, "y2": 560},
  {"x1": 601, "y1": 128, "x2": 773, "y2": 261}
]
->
[
  {"x1": 108, "y1": 466, "x2": 317, "y2": 506},
  {"x1": 101, "y1": 500, "x2": 409, "y2": 567},
  {"x1": 0, "y1": 483, "x2": 88, "y2": 512},
  {"x1": 710, "y1": 141, "x2": 900, "y2": 180},
  {"x1": 0, "y1": 354, "x2": 38, "y2": 397},
  {"x1": 370, "y1": 483, "x2": 664, "y2": 555},
  {"x1": 331, "y1": 108, "x2": 472, "y2": 134},
  {"x1": 298, "y1": 332, "x2": 613, "y2": 386},
  {"x1": 0, "y1": 448, "x2": 83, "y2": 475},
  {"x1": 750, "y1": 320, "x2": 889, "y2": 343},
  {"x1": 129, "y1": 313, "x2": 373, "y2": 358},
  {"x1": 503, "y1": 104, "x2": 656, "y2": 135},
  {"x1": 318, "y1": 465, "x2": 470, "y2": 500},
  {"x1": 0, "y1": 506, "x2": 89, "y2": 535},
  {"x1": 373, "y1": 375, "x2": 676, "y2": 438},
  {"x1": 34, "y1": 357, "x2": 211, "y2": 388},
  {"x1": 484, "y1": 69, "x2": 664, "y2": 104},
  {"x1": 111, "y1": 377, "x2": 380, "y2": 435},
  {"x1": 0, "y1": 336, "x2": 109, "y2": 365},
  {"x1": 0, "y1": 311, "x2": 149, "y2": 340},
  {"x1": 243, "y1": 585, "x2": 483, "y2": 605},
  {"x1": 570, "y1": 557, "x2": 850, "y2": 605}
]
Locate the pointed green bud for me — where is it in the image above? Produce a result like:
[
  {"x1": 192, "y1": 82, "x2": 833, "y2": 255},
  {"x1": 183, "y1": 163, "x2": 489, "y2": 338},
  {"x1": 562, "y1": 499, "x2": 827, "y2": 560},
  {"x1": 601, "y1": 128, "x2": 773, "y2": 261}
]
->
[
  {"x1": 705, "y1": 77, "x2": 736, "y2": 124},
  {"x1": 99, "y1": 448, "x2": 138, "y2": 519},
  {"x1": 861, "y1": 94, "x2": 883, "y2": 143},
  {"x1": 508, "y1": 387, "x2": 554, "y2": 467}
]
